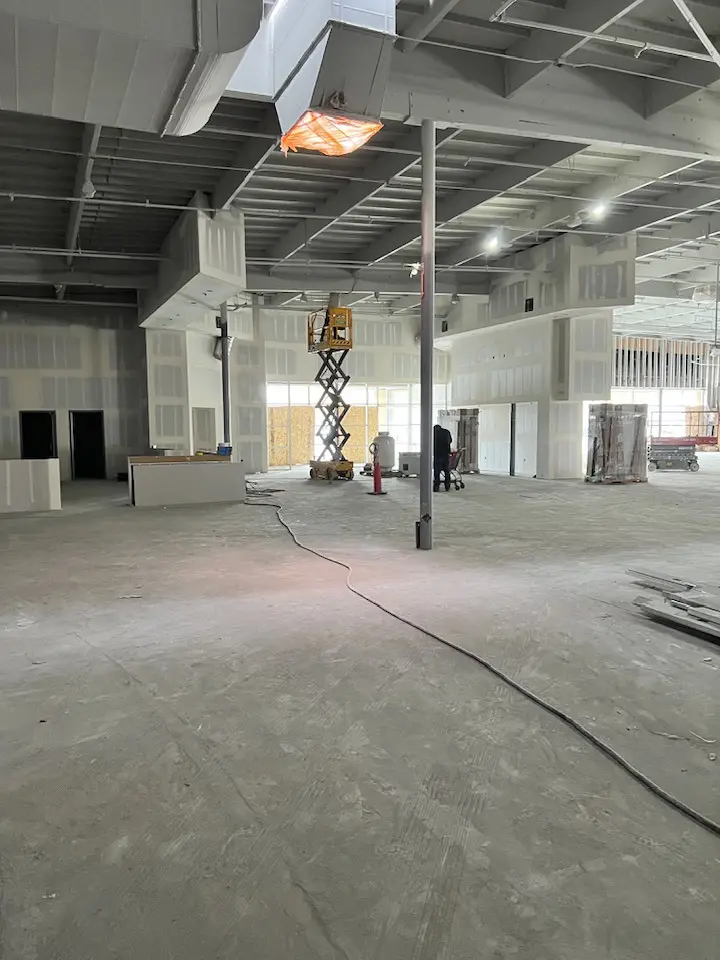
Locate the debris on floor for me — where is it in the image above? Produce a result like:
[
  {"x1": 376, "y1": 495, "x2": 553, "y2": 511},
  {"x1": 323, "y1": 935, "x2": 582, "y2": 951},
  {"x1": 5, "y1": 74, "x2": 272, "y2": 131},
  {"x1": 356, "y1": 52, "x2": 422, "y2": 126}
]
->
[{"x1": 629, "y1": 567, "x2": 720, "y2": 645}]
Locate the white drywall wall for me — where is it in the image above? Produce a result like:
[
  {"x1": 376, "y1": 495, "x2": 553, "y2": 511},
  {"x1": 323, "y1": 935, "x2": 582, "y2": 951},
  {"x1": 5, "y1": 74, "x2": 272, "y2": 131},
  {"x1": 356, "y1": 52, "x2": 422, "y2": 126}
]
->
[
  {"x1": 450, "y1": 311, "x2": 612, "y2": 408},
  {"x1": 262, "y1": 310, "x2": 450, "y2": 386},
  {"x1": 146, "y1": 316, "x2": 267, "y2": 472},
  {"x1": 478, "y1": 404, "x2": 510, "y2": 474},
  {"x1": 0, "y1": 308, "x2": 148, "y2": 480},
  {"x1": 515, "y1": 402, "x2": 538, "y2": 478}
]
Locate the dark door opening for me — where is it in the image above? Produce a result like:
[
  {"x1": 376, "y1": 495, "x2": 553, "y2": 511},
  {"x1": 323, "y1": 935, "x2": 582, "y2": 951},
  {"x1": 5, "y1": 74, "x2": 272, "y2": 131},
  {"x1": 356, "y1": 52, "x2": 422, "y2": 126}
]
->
[
  {"x1": 70, "y1": 411, "x2": 106, "y2": 479},
  {"x1": 19, "y1": 410, "x2": 57, "y2": 460}
]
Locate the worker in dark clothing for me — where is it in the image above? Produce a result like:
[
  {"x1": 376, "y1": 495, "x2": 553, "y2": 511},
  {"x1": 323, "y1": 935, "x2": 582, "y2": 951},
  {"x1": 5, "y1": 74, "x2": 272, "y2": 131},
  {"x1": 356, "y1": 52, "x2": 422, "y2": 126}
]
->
[{"x1": 433, "y1": 423, "x2": 453, "y2": 492}]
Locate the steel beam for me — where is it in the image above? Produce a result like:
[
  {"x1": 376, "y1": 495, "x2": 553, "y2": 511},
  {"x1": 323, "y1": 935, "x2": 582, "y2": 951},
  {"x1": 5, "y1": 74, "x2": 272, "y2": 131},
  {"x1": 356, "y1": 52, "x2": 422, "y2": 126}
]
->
[
  {"x1": 265, "y1": 292, "x2": 301, "y2": 307},
  {"x1": 264, "y1": 128, "x2": 458, "y2": 263},
  {"x1": 213, "y1": 110, "x2": 280, "y2": 210},
  {"x1": 642, "y1": 1, "x2": 720, "y2": 114},
  {"x1": 504, "y1": 1, "x2": 647, "y2": 95},
  {"x1": 397, "y1": 0, "x2": 525, "y2": 52},
  {"x1": 633, "y1": 211, "x2": 720, "y2": 258},
  {"x1": 383, "y1": 46, "x2": 720, "y2": 160},
  {"x1": 441, "y1": 155, "x2": 701, "y2": 267},
  {"x1": 645, "y1": 60, "x2": 720, "y2": 116},
  {"x1": 244, "y1": 268, "x2": 488, "y2": 297},
  {"x1": 65, "y1": 124, "x2": 101, "y2": 266},
  {"x1": 397, "y1": 0, "x2": 464, "y2": 52},
  {"x1": 636, "y1": 244, "x2": 720, "y2": 282},
  {"x1": 0, "y1": 253, "x2": 156, "y2": 288},
  {"x1": 353, "y1": 140, "x2": 583, "y2": 267},
  {"x1": 631, "y1": 280, "x2": 683, "y2": 298},
  {"x1": 600, "y1": 183, "x2": 720, "y2": 239}
]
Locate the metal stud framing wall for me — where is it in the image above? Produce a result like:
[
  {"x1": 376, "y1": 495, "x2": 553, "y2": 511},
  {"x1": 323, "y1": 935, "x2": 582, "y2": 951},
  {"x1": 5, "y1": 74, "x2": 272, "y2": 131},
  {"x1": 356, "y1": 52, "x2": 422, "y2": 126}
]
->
[{"x1": 613, "y1": 335, "x2": 711, "y2": 390}]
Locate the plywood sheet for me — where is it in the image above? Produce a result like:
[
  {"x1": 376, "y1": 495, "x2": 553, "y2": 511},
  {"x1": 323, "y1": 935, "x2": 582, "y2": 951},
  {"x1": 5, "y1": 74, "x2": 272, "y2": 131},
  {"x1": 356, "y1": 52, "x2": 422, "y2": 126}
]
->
[
  {"x1": 342, "y1": 406, "x2": 379, "y2": 465},
  {"x1": 268, "y1": 406, "x2": 314, "y2": 467}
]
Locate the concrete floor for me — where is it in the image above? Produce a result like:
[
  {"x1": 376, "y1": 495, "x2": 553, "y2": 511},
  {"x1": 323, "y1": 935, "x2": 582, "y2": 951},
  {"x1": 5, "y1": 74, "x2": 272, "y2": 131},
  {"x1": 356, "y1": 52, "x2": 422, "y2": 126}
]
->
[{"x1": 1, "y1": 461, "x2": 718, "y2": 959}]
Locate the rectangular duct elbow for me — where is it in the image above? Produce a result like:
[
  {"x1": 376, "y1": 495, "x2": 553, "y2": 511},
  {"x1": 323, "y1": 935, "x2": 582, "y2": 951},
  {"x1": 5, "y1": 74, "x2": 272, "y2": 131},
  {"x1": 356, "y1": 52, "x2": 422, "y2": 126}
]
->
[
  {"x1": 141, "y1": 202, "x2": 246, "y2": 330},
  {"x1": 227, "y1": 0, "x2": 395, "y2": 135}
]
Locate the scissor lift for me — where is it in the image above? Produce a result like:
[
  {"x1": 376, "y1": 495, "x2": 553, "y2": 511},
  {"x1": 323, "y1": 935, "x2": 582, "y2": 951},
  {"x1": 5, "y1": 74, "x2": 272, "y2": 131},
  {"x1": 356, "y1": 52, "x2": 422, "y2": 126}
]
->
[{"x1": 308, "y1": 306, "x2": 355, "y2": 481}]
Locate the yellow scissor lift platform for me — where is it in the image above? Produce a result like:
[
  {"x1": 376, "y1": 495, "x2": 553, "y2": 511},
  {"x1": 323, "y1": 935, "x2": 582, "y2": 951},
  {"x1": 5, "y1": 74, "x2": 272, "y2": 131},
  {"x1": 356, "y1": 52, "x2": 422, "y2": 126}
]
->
[{"x1": 308, "y1": 306, "x2": 355, "y2": 482}]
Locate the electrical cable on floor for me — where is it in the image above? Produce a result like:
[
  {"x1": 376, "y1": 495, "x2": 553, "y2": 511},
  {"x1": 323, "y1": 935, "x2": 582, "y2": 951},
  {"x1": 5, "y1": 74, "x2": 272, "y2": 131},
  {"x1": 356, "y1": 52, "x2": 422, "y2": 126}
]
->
[{"x1": 244, "y1": 493, "x2": 720, "y2": 839}]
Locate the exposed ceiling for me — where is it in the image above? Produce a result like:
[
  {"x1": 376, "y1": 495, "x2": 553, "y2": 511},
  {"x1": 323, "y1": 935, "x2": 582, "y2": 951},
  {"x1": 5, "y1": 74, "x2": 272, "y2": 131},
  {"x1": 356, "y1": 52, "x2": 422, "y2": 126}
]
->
[{"x1": 3, "y1": 0, "x2": 720, "y2": 337}]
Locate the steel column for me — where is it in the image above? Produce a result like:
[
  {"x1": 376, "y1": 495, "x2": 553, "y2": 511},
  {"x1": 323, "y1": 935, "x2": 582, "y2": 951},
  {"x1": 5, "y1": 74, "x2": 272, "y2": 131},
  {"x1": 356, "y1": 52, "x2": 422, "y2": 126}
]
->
[
  {"x1": 417, "y1": 120, "x2": 435, "y2": 551},
  {"x1": 509, "y1": 402, "x2": 517, "y2": 477},
  {"x1": 219, "y1": 302, "x2": 231, "y2": 445}
]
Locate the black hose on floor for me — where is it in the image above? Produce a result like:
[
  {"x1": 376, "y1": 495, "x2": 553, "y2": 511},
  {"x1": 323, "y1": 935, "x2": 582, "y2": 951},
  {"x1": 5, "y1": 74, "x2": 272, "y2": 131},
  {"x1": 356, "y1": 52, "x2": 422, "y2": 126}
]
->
[{"x1": 245, "y1": 497, "x2": 720, "y2": 839}]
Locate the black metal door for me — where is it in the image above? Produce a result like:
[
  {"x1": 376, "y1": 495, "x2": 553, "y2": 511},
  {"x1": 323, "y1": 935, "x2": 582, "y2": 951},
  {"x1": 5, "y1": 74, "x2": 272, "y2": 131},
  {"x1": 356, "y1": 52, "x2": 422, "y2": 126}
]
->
[
  {"x1": 70, "y1": 411, "x2": 106, "y2": 479},
  {"x1": 19, "y1": 411, "x2": 57, "y2": 459}
]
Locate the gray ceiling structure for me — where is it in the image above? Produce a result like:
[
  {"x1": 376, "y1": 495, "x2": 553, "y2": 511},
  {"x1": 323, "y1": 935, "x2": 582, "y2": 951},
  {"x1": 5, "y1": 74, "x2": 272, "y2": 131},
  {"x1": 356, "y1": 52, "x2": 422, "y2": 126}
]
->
[{"x1": 4, "y1": 0, "x2": 720, "y2": 333}]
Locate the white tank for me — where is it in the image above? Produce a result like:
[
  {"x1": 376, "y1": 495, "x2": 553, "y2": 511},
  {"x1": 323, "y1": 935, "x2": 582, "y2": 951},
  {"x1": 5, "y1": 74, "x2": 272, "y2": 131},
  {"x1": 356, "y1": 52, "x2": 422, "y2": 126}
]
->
[{"x1": 371, "y1": 432, "x2": 396, "y2": 470}]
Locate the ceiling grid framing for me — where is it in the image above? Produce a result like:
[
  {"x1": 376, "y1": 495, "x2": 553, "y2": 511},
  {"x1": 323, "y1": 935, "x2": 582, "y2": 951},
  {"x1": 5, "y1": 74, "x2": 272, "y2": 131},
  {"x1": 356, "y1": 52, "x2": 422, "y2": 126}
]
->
[{"x1": 3, "y1": 0, "x2": 720, "y2": 335}]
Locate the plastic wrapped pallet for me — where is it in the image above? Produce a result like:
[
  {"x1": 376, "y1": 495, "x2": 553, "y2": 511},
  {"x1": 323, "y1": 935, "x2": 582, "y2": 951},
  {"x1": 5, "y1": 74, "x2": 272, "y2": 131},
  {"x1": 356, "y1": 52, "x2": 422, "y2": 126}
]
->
[{"x1": 586, "y1": 403, "x2": 648, "y2": 484}]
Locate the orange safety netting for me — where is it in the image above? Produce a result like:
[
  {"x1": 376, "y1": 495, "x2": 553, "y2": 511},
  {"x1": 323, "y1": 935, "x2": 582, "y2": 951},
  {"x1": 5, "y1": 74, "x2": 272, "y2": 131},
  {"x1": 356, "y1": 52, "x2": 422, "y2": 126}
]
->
[{"x1": 280, "y1": 111, "x2": 383, "y2": 157}]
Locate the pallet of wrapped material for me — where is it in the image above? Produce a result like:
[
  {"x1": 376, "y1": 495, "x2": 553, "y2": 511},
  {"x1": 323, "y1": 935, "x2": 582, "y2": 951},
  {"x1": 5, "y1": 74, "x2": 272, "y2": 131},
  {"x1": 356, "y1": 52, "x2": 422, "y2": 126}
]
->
[{"x1": 586, "y1": 403, "x2": 648, "y2": 483}]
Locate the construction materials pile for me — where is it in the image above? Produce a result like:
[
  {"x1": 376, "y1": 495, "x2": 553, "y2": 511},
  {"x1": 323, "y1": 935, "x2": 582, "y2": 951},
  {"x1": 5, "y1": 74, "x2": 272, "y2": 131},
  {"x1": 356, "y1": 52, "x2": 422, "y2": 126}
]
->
[
  {"x1": 631, "y1": 568, "x2": 720, "y2": 644},
  {"x1": 586, "y1": 403, "x2": 648, "y2": 483}
]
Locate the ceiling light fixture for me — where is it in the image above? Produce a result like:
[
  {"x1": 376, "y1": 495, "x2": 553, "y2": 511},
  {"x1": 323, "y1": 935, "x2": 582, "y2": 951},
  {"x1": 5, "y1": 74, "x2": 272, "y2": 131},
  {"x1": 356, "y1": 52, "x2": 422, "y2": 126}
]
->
[
  {"x1": 589, "y1": 201, "x2": 607, "y2": 221},
  {"x1": 409, "y1": 262, "x2": 421, "y2": 277},
  {"x1": 484, "y1": 234, "x2": 501, "y2": 254}
]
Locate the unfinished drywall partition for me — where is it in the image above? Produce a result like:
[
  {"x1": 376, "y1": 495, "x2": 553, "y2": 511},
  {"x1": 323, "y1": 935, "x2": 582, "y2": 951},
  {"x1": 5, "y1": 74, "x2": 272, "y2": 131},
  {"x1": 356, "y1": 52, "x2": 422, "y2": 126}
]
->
[
  {"x1": 515, "y1": 402, "x2": 538, "y2": 477},
  {"x1": 449, "y1": 311, "x2": 611, "y2": 479},
  {"x1": 478, "y1": 404, "x2": 511, "y2": 474},
  {"x1": 145, "y1": 311, "x2": 267, "y2": 472},
  {"x1": 232, "y1": 333, "x2": 267, "y2": 474},
  {"x1": 263, "y1": 310, "x2": 450, "y2": 386},
  {"x1": 0, "y1": 306, "x2": 148, "y2": 480},
  {"x1": 145, "y1": 329, "x2": 191, "y2": 453}
]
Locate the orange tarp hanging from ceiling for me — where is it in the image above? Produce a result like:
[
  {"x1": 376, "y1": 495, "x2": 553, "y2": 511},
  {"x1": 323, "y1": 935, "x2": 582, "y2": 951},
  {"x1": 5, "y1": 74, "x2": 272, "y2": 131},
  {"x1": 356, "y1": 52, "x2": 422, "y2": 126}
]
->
[{"x1": 281, "y1": 111, "x2": 383, "y2": 157}]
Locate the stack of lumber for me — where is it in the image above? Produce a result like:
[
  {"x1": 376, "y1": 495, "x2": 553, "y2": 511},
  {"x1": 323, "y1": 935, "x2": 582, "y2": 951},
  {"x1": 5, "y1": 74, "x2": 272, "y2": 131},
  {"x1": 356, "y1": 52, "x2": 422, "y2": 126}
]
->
[
  {"x1": 629, "y1": 568, "x2": 720, "y2": 644},
  {"x1": 586, "y1": 404, "x2": 648, "y2": 483}
]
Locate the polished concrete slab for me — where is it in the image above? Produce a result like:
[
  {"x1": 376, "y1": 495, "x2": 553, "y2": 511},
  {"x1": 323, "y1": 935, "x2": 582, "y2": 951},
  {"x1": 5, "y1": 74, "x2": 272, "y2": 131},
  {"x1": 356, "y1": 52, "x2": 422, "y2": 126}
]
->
[{"x1": 0, "y1": 462, "x2": 718, "y2": 958}]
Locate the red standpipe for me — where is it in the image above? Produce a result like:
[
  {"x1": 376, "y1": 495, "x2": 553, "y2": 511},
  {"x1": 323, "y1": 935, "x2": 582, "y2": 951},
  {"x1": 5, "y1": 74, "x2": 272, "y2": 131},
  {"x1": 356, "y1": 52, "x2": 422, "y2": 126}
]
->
[
  {"x1": 373, "y1": 455, "x2": 382, "y2": 494},
  {"x1": 367, "y1": 442, "x2": 387, "y2": 496}
]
